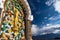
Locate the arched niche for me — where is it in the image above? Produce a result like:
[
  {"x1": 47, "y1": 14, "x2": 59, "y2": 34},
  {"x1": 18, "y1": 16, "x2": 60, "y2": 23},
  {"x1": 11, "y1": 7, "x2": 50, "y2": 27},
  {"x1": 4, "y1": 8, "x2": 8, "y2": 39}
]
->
[{"x1": 0, "y1": 0, "x2": 32, "y2": 40}]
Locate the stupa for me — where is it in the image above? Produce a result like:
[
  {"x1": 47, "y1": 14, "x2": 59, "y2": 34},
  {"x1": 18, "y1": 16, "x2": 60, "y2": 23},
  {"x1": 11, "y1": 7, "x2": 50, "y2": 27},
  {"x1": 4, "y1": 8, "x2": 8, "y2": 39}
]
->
[{"x1": 0, "y1": 0, "x2": 33, "y2": 40}]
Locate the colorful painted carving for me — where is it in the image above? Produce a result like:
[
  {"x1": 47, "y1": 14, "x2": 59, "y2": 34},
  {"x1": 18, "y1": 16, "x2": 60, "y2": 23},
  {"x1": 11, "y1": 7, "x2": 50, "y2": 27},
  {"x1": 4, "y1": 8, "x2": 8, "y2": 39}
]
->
[{"x1": 0, "y1": 0, "x2": 25, "y2": 40}]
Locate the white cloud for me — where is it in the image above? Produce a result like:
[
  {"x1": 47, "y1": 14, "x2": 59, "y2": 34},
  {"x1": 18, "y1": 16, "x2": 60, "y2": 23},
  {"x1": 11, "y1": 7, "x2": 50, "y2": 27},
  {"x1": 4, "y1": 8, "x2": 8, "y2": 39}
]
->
[
  {"x1": 40, "y1": 24, "x2": 60, "y2": 35},
  {"x1": 31, "y1": 24, "x2": 39, "y2": 36},
  {"x1": 41, "y1": 24, "x2": 60, "y2": 30},
  {"x1": 53, "y1": 0, "x2": 60, "y2": 13},
  {"x1": 47, "y1": 24, "x2": 51, "y2": 26},
  {"x1": 48, "y1": 15, "x2": 60, "y2": 20},
  {"x1": 48, "y1": 16, "x2": 55, "y2": 20},
  {"x1": 53, "y1": 29, "x2": 60, "y2": 34},
  {"x1": 45, "y1": 0, "x2": 55, "y2": 6},
  {"x1": 32, "y1": 24, "x2": 60, "y2": 36},
  {"x1": 45, "y1": 0, "x2": 60, "y2": 13}
]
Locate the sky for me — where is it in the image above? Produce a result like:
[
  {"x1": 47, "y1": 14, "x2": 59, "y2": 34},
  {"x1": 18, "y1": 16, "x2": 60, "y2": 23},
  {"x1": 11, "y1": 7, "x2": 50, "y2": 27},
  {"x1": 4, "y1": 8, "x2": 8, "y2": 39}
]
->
[{"x1": 27, "y1": 0, "x2": 60, "y2": 36}]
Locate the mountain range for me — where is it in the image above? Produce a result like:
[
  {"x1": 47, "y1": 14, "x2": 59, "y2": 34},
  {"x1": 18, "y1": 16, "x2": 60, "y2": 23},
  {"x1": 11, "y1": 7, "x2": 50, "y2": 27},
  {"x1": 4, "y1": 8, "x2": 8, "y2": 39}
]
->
[{"x1": 32, "y1": 33, "x2": 60, "y2": 40}]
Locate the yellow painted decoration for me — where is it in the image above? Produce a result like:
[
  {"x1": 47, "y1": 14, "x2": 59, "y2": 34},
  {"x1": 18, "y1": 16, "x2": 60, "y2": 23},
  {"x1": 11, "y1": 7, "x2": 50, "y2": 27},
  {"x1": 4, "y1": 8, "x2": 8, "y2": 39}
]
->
[
  {"x1": 14, "y1": 31, "x2": 18, "y2": 37},
  {"x1": 12, "y1": 27, "x2": 19, "y2": 31},
  {"x1": 8, "y1": 29, "x2": 12, "y2": 33}
]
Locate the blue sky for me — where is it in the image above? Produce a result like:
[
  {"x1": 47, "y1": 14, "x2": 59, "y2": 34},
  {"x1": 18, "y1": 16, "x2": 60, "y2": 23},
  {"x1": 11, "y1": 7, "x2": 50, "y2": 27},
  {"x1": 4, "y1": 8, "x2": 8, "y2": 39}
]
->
[{"x1": 27, "y1": 0, "x2": 60, "y2": 36}]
